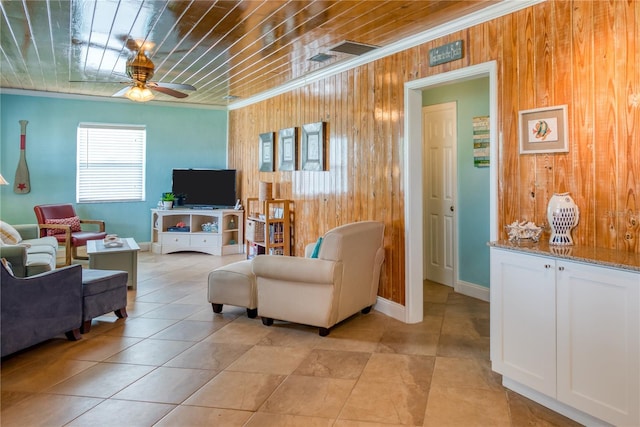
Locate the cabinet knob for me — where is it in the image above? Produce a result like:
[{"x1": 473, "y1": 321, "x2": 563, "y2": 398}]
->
[
  {"x1": 544, "y1": 264, "x2": 552, "y2": 269},
  {"x1": 558, "y1": 266, "x2": 565, "y2": 271}
]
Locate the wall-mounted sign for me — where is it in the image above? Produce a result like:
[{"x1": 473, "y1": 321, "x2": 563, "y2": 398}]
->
[{"x1": 429, "y1": 40, "x2": 463, "y2": 66}]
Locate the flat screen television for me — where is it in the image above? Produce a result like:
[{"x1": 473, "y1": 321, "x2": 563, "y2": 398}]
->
[{"x1": 172, "y1": 169, "x2": 237, "y2": 208}]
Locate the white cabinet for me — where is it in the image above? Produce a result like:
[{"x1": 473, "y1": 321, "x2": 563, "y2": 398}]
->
[
  {"x1": 491, "y1": 247, "x2": 640, "y2": 427},
  {"x1": 151, "y1": 209, "x2": 243, "y2": 256},
  {"x1": 556, "y1": 261, "x2": 639, "y2": 426},
  {"x1": 490, "y1": 249, "x2": 556, "y2": 397}
]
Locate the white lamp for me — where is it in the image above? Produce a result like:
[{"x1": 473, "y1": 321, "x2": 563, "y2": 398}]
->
[{"x1": 125, "y1": 85, "x2": 155, "y2": 102}]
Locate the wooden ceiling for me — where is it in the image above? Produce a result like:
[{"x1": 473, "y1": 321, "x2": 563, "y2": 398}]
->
[{"x1": 0, "y1": 0, "x2": 499, "y2": 107}]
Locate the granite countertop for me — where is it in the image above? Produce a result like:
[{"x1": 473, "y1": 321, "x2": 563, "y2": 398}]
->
[{"x1": 489, "y1": 240, "x2": 640, "y2": 273}]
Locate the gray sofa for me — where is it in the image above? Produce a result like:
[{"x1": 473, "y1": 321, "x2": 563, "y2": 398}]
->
[
  {"x1": 0, "y1": 224, "x2": 58, "y2": 277},
  {"x1": 1, "y1": 262, "x2": 83, "y2": 357}
]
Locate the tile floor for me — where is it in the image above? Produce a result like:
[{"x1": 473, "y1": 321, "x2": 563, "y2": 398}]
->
[{"x1": 1, "y1": 251, "x2": 581, "y2": 426}]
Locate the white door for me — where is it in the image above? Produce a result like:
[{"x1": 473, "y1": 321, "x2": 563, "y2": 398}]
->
[{"x1": 422, "y1": 102, "x2": 456, "y2": 286}]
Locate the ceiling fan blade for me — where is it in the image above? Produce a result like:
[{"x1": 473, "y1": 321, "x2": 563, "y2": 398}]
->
[
  {"x1": 124, "y1": 38, "x2": 140, "y2": 51},
  {"x1": 149, "y1": 81, "x2": 196, "y2": 91},
  {"x1": 112, "y1": 86, "x2": 132, "y2": 97},
  {"x1": 149, "y1": 85, "x2": 189, "y2": 98}
]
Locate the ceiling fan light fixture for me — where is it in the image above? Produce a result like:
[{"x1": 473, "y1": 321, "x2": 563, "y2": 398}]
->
[{"x1": 125, "y1": 85, "x2": 154, "y2": 102}]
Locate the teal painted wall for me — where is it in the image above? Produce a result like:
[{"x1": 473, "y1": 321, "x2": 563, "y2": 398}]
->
[
  {"x1": 0, "y1": 94, "x2": 228, "y2": 242},
  {"x1": 423, "y1": 78, "x2": 490, "y2": 288}
]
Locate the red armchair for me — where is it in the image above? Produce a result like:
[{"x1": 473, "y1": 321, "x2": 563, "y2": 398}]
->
[{"x1": 34, "y1": 204, "x2": 106, "y2": 266}]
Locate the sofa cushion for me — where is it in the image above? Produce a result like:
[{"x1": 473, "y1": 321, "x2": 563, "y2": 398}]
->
[
  {"x1": 26, "y1": 244, "x2": 57, "y2": 259},
  {"x1": 22, "y1": 236, "x2": 59, "y2": 249},
  {"x1": 45, "y1": 216, "x2": 81, "y2": 236},
  {"x1": 25, "y1": 252, "x2": 55, "y2": 275},
  {"x1": 0, "y1": 221, "x2": 22, "y2": 244}
]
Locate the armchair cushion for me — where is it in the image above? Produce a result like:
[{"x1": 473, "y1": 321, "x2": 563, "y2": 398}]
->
[
  {"x1": 45, "y1": 216, "x2": 81, "y2": 235},
  {"x1": 0, "y1": 220, "x2": 22, "y2": 244}
]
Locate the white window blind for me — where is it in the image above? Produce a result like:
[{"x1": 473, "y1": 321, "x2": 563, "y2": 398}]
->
[{"x1": 77, "y1": 123, "x2": 146, "y2": 203}]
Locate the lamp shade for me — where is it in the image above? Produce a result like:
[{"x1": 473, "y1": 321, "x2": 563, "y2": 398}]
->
[
  {"x1": 0, "y1": 174, "x2": 8, "y2": 185},
  {"x1": 125, "y1": 86, "x2": 155, "y2": 102}
]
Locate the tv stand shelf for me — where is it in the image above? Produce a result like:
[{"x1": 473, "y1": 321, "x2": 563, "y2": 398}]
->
[{"x1": 151, "y1": 208, "x2": 243, "y2": 255}]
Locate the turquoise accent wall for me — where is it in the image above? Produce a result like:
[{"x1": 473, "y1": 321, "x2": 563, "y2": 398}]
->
[
  {"x1": 422, "y1": 78, "x2": 490, "y2": 288},
  {"x1": 0, "y1": 94, "x2": 228, "y2": 242}
]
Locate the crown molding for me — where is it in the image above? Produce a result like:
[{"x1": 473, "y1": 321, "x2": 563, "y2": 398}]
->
[
  {"x1": 0, "y1": 88, "x2": 227, "y2": 110},
  {"x1": 229, "y1": 0, "x2": 545, "y2": 110}
]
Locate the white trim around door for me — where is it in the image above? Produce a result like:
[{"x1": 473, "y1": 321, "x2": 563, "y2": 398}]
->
[{"x1": 400, "y1": 61, "x2": 498, "y2": 323}]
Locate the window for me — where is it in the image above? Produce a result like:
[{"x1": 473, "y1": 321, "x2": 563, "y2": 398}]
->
[{"x1": 77, "y1": 123, "x2": 146, "y2": 203}]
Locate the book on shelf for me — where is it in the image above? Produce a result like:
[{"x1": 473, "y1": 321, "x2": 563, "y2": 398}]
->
[{"x1": 268, "y1": 222, "x2": 284, "y2": 244}]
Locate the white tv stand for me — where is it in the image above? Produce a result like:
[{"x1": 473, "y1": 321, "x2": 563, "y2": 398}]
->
[{"x1": 151, "y1": 208, "x2": 244, "y2": 255}]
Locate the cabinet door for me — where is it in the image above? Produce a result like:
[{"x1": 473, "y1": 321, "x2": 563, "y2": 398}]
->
[
  {"x1": 556, "y1": 261, "x2": 640, "y2": 426},
  {"x1": 490, "y1": 248, "x2": 557, "y2": 397}
]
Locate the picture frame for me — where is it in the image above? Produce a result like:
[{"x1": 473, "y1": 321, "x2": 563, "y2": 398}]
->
[
  {"x1": 259, "y1": 132, "x2": 275, "y2": 172},
  {"x1": 301, "y1": 122, "x2": 326, "y2": 171},
  {"x1": 519, "y1": 105, "x2": 568, "y2": 154},
  {"x1": 278, "y1": 127, "x2": 297, "y2": 171}
]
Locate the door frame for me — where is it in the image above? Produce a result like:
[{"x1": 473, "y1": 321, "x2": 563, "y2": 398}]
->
[{"x1": 403, "y1": 61, "x2": 498, "y2": 323}]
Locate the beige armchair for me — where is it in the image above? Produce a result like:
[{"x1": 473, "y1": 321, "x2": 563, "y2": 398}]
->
[{"x1": 252, "y1": 221, "x2": 385, "y2": 336}]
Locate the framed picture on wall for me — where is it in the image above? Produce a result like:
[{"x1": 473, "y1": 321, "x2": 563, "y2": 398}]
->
[
  {"x1": 278, "y1": 127, "x2": 297, "y2": 171},
  {"x1": 301, "y1": 122, "x2": 326, "y2": 171},
  {"x1": 259, "y1": 132, "x2": 275, "y2": 172},
  {"x1": 519, "y1": 105, "x2": 568, "y2": 154}
]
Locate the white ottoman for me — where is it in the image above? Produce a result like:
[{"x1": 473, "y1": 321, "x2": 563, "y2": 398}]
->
[{"x1": 207, "y1": 260, "x2": 257, "y2": 318}]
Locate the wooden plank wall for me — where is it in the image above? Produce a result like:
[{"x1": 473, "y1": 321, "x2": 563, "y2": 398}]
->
[{"x1": 229, "y1": 0, "x2": 640, "y2": 306}]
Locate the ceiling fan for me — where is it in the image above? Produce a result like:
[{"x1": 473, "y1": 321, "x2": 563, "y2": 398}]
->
[{"x1": 112, "y1": 39, "x2": 196, "y2": 102}]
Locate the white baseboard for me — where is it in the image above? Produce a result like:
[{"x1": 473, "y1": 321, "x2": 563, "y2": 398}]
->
[
  {"x1": 374, "y1": 296, "x2": 407, "y2": 323},
  {"x1": 502, "y1": 378, "x2": 611, "y2": 427},
  {"x1": 455, "y1": 279, "x2": 490, "y2": 302}
]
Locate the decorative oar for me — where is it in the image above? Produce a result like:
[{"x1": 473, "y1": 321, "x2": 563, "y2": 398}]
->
[{"x1": 14, "y1": 120, "x2": 31, "y2": 193}]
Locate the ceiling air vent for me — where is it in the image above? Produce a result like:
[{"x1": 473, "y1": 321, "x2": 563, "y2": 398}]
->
[
  {"x1": 329, "y1": 41, "x2": 379, "y2": 56},
  {"x1": 309, "y1": 53, "x2": 335, "y2": 63}
]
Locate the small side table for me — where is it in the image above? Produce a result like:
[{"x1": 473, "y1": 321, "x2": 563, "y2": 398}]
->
[{"x1": 87, "y1": 238, "x2": 140, "y2": 290}]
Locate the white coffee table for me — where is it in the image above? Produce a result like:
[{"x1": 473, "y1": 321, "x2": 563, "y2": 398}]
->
[{"x1": 87, "y1": 237, "x2": 140, "y2": 290}]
